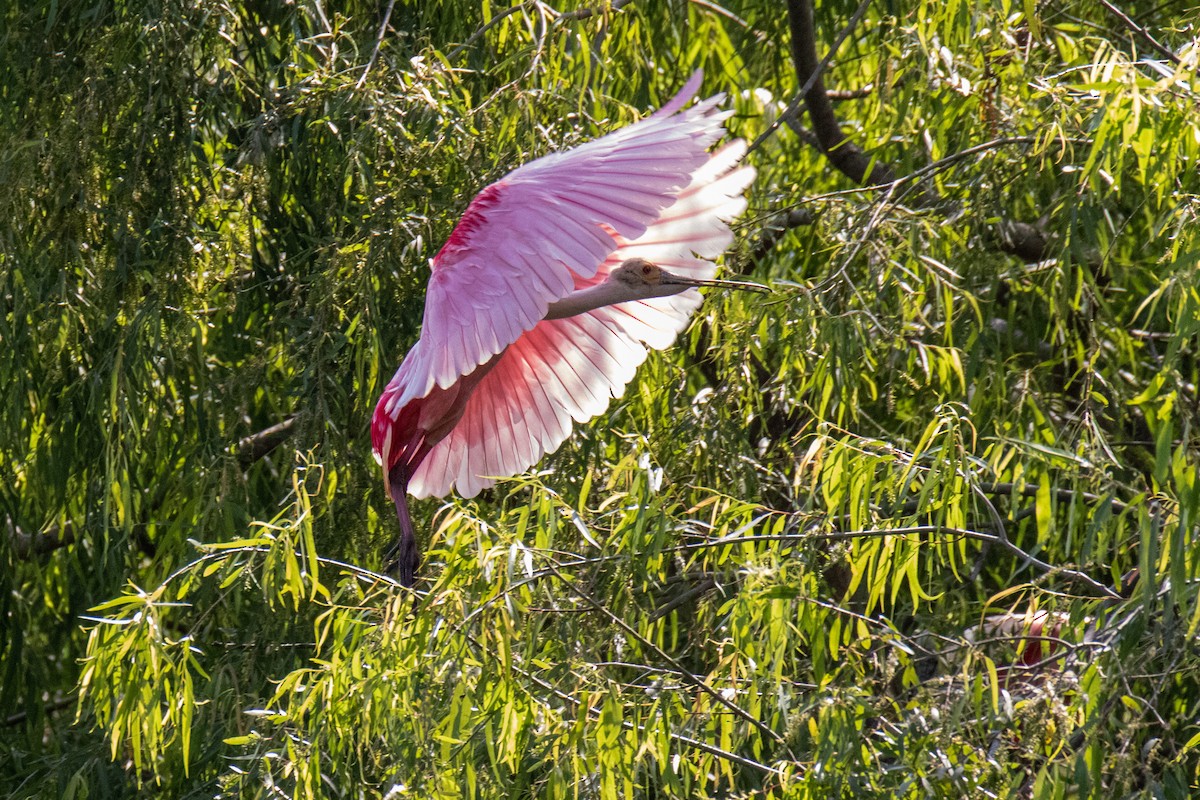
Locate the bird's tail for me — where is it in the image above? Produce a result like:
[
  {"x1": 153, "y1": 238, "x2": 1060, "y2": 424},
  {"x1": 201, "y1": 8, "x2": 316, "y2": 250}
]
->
[{"x1": 386, "y1": 464, "x2": 420, "y2": 588}]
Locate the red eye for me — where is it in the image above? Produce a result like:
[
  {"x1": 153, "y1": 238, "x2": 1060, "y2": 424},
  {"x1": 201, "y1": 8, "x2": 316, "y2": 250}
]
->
[{"x1": 642, "y1": 264, "x2": 652, "y2": 274}]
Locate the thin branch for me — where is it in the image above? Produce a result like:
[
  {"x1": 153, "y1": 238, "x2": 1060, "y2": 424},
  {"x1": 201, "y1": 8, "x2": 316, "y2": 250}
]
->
[
  {"x1": 8, "y1": 420, "x2": 297, "y2": 561},
  {"x1": 676, "y1": 527, "x2": 1121, "y2": 599},
  {"x1": 650, "y1": 575, "x2": 718, "y2": 621},
  {"x1": 554, "y1": 0, "x2": 636, "y2": 23},
  {"x1": 447, "y1": 2, "x2": 533, "y2": 61},
  {"x1": 751, "y1": 135, "x2": 1089, "y2": 264},
  {"x1": 979, "y1": 482, "x2": 1131, "y2": 515},
  {"x1": 303, "y1": 554, "x2": 780, "y2": 776},
  {"x1": 687, "y1": 0, "x2": 753, "y2": 30},
  {"x1": 743, "y1": 207, "x2": 816, "y2": 268},
  {"x1": 1097, "y1": 0, "x2": 1181, "y2": 64},
  {"x1": 447, "y1": 0, "x2": 638, "y2": 61},
  {"x1": 545, "y1": 563, "x2": 790, "y2": 749},
  {"x1": 463, "y1": 631, "x2": 782, "y2": 775},
  {"x1": 825, "y1": 85, "x2": 874, "y2": 100},
  {"x1": 356, "y1": 0, "x2": 399, "y2": 89},
  {"x1": 4, "y1": 695, "x2": 76, "y2": 727}
]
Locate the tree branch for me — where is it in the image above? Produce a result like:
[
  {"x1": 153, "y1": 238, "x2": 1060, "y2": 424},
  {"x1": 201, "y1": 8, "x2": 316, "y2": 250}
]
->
[
  {"x1": 461, "y1": 629, "x2": 783, "y2": 776},
  {"x1": 1098, "y1": 0, "x2": 1181, "y2": 64},
  {"x1": 4, "y1": 694, "x2": 75, "y2": 727},
  {"x1": 743, "y1": 207, "x2": 816, "y2": 268},
  {"x1": 785, "y1": 0, "x2": 895, "y2": 187},
  {"x1": 5, "y1": 517, "x2": 76, "y2": 560},
  {"x1": 356, "y1": 0, "x2": 399, "y2": 89},
  {"x1": 236, "y1": 416, "x2": 298, "y2": 466},
  {"x1": 748, "y1": 0, "x2": 873, "y2": 156}
]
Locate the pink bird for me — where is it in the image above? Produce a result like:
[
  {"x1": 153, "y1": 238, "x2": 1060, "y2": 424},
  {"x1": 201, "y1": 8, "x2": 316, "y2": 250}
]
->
[{"x1": 371, "y1": 72, "x2": 757, "y2": 587}]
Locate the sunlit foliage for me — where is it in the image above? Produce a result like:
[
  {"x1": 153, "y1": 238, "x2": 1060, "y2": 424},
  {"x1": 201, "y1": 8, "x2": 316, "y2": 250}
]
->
[{"x1": 2, "y1": 0, "x2": 1199, "y2": 797}]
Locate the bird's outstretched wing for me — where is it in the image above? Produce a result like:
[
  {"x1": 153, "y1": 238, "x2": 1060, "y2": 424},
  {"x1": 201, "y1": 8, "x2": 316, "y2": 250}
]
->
[
  {"x1": 409, "y1": 141, "x2": 755, "y2": 498},
  {"x1": 384, "y1": 71, "x2": 734, "y2": 415}
]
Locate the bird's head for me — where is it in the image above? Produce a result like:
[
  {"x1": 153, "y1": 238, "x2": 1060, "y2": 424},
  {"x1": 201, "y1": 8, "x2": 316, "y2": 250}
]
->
[
  {"x1": 611, "y1": 257, "x2": 665, "y2": 287},
  {"x1": 609, "y1": 257, "x2": 768, "y2": 299}
]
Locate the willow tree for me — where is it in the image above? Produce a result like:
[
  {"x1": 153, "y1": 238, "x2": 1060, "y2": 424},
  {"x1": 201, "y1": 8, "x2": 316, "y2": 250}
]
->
[{"x1": 2, "y1": 0, "x2": 1199, "y2": 797}]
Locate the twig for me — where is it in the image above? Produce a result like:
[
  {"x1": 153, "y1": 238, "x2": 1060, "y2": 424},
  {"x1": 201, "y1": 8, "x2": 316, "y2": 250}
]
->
[
  {"x1": 9, "y1": 420, "x2": 297, "y2": 561},
  {"x1": 554, "y1": 0, "x2": 636, "y2": 23},
  {"x1": 826, "y1": 85, "x2": 874, "y2": 100},
  {"x1": 4, "y1": 695, "x2": 76, "y2": 727},
  {"x1": 687, "y1": 0, "x2": 752, "y2": 30},
  {"x1": 356, "y1": 0, "x2": 399, "y2": 89},
  {"x1": 1097, "y1": 0, "x2": 1181, "y2": 64},
  {"x1": 979, "y1": 482, "x2": 1131, "y2": 515},
  {"x1": 649, "y1": 575, "x2": 718, "y2": 621},
  {"x1": 743, "y1": 207, "x2": 816, "y2": 268},
  {"x1": 447, "y1": 0, "x2": 638, "y2": 61},
  {"x1": 447, "y1": 2, "x2": 533, "y2": 61},
  {"x1": 676, "y1": 527, "x2": 1121, "y2": 599},
  {"x1": 545, "y1": 562, "x2": 789, "y2": 748},
  {"x1": 463, "y1": 630, "x2": 783, "y2": 775},
  {"x1": 867, "y1": 479, "x2": 1128, "y2": 520}
]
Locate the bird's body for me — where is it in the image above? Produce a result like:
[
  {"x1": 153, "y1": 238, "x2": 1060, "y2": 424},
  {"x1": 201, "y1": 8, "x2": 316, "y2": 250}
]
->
[{"x1": 372, "y1": 72, "x2": 756, "y2": 586}]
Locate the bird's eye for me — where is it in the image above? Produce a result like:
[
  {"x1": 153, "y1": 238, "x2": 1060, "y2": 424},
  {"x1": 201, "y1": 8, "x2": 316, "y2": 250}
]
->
[{"x1": 642, "y1": 264, "x2": 652, "y2": 275}]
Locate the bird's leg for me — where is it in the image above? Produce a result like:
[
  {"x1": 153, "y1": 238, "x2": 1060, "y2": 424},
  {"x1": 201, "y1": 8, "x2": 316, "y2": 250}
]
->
[{"x1": 385, "y1": 463, "x2": 420, "y2": 587}]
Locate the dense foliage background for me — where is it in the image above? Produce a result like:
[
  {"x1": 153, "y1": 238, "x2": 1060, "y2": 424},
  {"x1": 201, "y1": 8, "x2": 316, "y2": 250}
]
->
[{"x1": 2, "y1": 0, "x2": 1199, "y2": 797}]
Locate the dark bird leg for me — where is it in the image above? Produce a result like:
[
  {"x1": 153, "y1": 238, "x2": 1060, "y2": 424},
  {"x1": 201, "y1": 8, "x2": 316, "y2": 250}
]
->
[{"x1": 386, "y1": 463, "x2": 420, "y2": 587}]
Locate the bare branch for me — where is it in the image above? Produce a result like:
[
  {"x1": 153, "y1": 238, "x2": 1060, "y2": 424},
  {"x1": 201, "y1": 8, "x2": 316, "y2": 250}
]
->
[
  {"x1": 748, "y1": 0, "x2": 873, "y2": 155},
  {"x1": 5, "y1": 517, "x2": 76, "y2": 559},
  {"x1": 1098, "y1": 0, "x2": 1181, "y2": 64},
  {"x1": 236, "y1": 417, "x2": 298, "y2": 466},
  {"x1": 784, "y1": 0, "x2": 894, "y2": 187},
  {"x1": 356, "y1": 0, "x2": 399, "y2": 89}
]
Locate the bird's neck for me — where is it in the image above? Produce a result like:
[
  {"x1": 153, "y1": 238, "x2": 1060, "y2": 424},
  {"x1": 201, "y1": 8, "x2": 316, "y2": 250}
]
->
[{"x1": 545, "y1": 278, "x2": 662, "y2": 320}]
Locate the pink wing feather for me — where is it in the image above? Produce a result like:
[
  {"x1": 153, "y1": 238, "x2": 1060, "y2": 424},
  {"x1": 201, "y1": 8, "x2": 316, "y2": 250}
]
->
[
  {"x1": 380, "y1": 72, "x2": 727, "y2": 415},
  {"x1": 407, "y1": 142, "x2": 755, "y2": 498},
  {"x1": 374, "y1": 72, "x2": 755, "y2": 498}
]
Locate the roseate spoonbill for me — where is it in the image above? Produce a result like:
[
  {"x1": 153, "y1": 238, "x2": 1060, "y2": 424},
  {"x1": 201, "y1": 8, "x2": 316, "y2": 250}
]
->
[{"x1": 372, "y1": 72, "x2": 757, "y2": 587}]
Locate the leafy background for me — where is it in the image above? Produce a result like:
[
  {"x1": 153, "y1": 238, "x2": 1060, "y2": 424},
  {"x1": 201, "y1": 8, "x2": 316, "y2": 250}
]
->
[{"x1": 2, "y1": 0, "x2": 1199, "y2": 797}]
